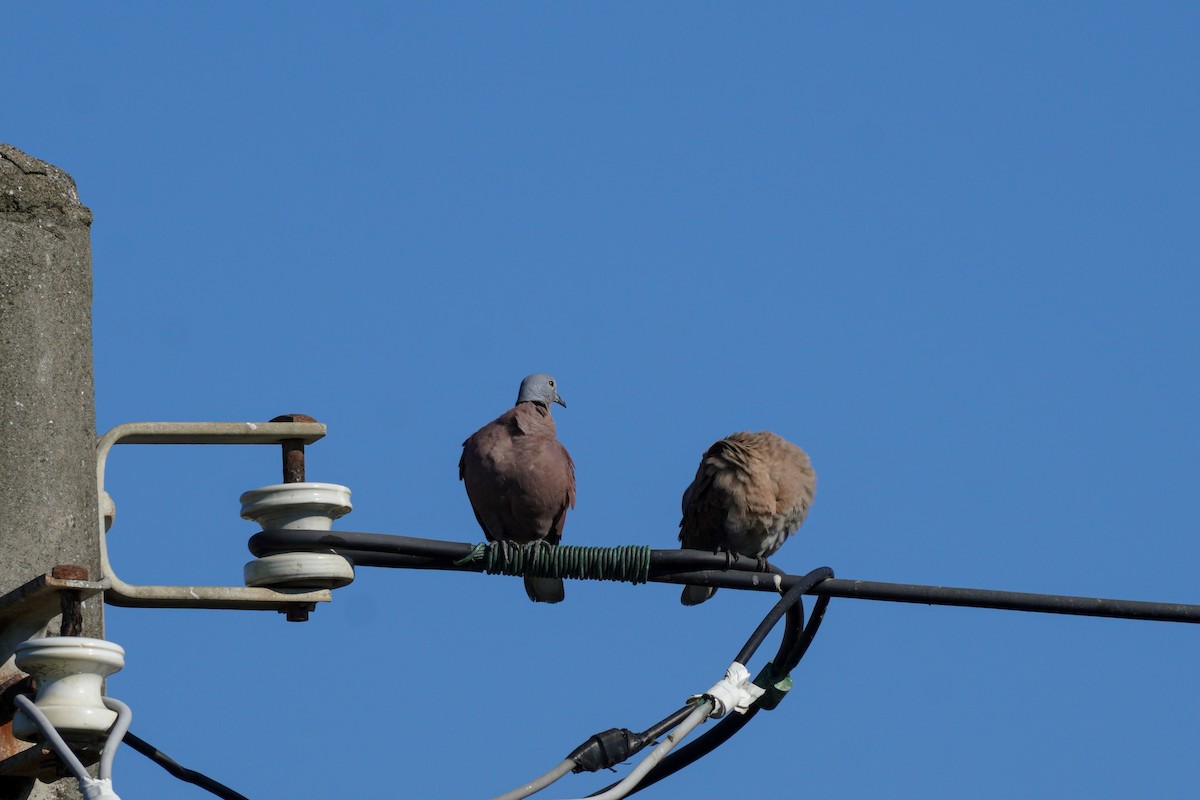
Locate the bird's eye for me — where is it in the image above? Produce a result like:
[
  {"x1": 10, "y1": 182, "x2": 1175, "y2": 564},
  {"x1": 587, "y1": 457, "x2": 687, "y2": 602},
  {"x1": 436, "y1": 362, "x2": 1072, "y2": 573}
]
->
[{"x1": 548, "y1": 380, "x2": 555, "y2": 387}]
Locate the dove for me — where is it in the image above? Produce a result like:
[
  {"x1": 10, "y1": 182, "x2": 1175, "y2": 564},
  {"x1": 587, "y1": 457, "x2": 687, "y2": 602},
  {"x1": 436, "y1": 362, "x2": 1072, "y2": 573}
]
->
[
  {"x1": 678, "y1": 431, "x2": 815, "y2": 606},
  {"x1": 459, "y1": 373, "x2": 576, "y2": 603}
]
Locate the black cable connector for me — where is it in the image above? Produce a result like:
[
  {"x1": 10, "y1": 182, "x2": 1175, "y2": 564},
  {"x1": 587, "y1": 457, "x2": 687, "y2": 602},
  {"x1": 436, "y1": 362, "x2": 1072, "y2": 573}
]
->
[
  {"x1": 567, "y1": 702, "x2": 701, "y2": 774},
  {"x1": 569, "y1": 728, "x2": 639, "y2": 773}
]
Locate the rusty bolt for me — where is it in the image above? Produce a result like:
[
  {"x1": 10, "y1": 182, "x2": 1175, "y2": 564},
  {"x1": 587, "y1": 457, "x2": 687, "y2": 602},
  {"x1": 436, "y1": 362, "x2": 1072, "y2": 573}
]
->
[
  {"x1": 50, "y1": 565, "x2": 88, "y2": 581},
  {"x1": 51, "y1": 565, "x2": 88, "y2": 637},
  {"x1": 270, "y1": 414, "x2": 318, "y2": 484}
]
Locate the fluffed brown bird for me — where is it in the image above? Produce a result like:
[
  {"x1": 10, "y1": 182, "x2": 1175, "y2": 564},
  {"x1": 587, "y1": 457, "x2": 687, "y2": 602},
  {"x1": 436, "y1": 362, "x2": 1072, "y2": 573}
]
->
[{"x1": 678, "y1": 431, "x2": 816, "y2": 605}]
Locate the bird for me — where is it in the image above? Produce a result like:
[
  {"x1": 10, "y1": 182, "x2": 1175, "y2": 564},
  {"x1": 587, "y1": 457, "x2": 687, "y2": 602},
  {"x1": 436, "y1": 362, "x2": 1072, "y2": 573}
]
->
[
  {"x1": 677, "y1": 431, "x2": 816, "y2": 606},
  {"x1": 459, "y1": 373, "x2": 576, "y2": 603}
]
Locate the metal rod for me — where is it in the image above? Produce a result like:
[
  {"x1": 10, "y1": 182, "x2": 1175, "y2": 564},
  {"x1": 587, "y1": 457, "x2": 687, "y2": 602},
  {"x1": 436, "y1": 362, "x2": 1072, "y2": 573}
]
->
[
  {"x1": 270, "y1": 414, "x2": 317, "y2": 483},
  {"x1": 51, "y1": 565, "x2": 89, "y2": 636}
]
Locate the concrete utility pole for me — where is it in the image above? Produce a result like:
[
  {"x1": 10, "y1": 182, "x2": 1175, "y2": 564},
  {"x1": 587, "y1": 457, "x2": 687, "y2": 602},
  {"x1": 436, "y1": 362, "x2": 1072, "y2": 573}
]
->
[{"x1": 0, "y1": 144, "x2": 103, "y2": 800}]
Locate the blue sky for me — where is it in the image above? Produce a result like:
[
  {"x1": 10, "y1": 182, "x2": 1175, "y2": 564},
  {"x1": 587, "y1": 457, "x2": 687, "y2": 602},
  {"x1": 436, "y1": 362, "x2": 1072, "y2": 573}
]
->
[{"x1": 7, "y1": 3, "x2": 1200, "y2": 797}]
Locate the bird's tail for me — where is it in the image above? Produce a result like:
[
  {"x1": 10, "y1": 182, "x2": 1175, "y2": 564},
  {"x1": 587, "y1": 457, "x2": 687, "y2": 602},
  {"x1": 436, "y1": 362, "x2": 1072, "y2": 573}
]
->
[
  {"x1": 525, "y1": 576, "x2": 565, "y2": 604},
  {"x1": 680, "y1": 584, "x2": 717, "y2": 606}
]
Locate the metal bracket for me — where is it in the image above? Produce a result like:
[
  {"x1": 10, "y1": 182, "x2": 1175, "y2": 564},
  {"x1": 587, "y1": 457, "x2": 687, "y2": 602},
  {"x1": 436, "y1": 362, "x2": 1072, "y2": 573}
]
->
[
  {"x1": 0, "y1": 724, "x2": 99, "y2": 781},
  {"x1": 96, "y1": 422, "x2": 333, "y2": 617},
  {"x1": 0, "y1": 570, "x2": 109, "y2": 780},
  {"x1": 0, "y1": 569, "x2": 110, "y2": 672}
]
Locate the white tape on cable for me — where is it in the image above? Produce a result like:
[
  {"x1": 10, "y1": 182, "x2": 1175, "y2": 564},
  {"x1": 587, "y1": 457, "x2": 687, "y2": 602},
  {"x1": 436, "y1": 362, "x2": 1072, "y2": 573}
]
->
[
  {"x1": 81, "y1": 778, "x2": 121, "y2": 800},
  {"x1": 695, "y1": 662, "x2": 766, "y2": 718}
]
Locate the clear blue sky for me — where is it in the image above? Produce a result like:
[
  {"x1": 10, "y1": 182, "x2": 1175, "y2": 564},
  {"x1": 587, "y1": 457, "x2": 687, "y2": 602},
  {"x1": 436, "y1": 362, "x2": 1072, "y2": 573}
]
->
[{"x1": 8, "y1": 3, "x2": 1200, "y2": 798}]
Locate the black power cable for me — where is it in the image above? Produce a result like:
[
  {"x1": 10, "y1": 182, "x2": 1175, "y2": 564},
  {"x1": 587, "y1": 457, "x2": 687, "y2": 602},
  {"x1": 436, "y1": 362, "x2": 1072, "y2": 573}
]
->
[
  {"x1": 629, "y1": 596, "x2": 832, "y2": 796},
  {"x1": 247, "y1": 528, "x2": 1200, "y2": 623},
  {"x1": 734, "y1": 567, "x2": 832, "y2": 664},
  {"x1": 587, "y1": 568, "x2": 834, "y2": 797},
  {"x1": 123, "y1": 731, "x2": 250, "y2": 800},
  {"x1": 238, "y1": 528, "x2": 1200, "y2": 794},
  {"x1": 533, "y1": 566, "x2": 834, "y2": 792}
]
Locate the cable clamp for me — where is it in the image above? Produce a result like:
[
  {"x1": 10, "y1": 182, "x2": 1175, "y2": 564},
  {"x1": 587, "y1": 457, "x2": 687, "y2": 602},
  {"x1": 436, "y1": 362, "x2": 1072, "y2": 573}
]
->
[
  {"x1": 694, "y1": 662, "x2": 765, "y2": 718},
  {"x1": 81, "y1": 778, "x2": 121, "y2": 800}
]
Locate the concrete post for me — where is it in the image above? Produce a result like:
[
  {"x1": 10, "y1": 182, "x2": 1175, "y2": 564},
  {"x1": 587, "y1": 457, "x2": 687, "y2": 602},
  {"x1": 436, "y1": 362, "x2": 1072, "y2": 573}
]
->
[{"x1": 0, "y1": 144, "x2": 103, "y2": 799}]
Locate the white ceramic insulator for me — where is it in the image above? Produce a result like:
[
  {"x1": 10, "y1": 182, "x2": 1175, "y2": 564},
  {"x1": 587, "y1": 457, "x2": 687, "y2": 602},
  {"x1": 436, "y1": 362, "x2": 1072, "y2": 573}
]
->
[
  {"x1": 12, "y1": 637, "x2": 126, "y2": 743},
  {"x1": 239, "y1": 482, "x2": 352, "y2": 530},
  {"x1": 243, "y1": 552, "x2": 355, "y2": 589},
  {"x1": 240, "y1": 482, "x2": 355, "y2": 589}
]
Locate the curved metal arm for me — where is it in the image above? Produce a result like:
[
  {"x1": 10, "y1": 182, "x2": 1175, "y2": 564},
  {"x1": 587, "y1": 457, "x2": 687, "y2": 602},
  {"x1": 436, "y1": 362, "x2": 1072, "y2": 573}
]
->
[{"x1": 96, "y1": 422, "x2": 332, "y2": 614}]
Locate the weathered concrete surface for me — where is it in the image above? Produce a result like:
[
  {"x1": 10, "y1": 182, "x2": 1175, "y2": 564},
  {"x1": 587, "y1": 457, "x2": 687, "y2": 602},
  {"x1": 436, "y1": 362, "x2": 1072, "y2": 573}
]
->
[{"x1": 0, "y1": 145, "x2": 102, "y2": 800}]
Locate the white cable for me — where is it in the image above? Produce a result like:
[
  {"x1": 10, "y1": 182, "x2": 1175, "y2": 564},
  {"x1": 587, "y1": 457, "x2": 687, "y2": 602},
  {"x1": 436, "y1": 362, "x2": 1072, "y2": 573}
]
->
[
  {"x1": 492, "y1": 758, "x2": 577, "y2": 800},
  {"x1": 100, "y1": 696, "x2": 133, "y2": 781},
  {"x1": 12, "y1": 694, "x2": 124, "y2": 800},
  {"x1": 554, "y1": 700, "x2": 713, "y2": 800},
  {"x1": 492, "y1": 660, "x2": 759, "y2": 800},
  {"x1": 693, "y1": 662, "x2": 764, "y2": 717},
  {"x1": 493, "y1": 662, "x2": 758, "y2": 800},
  {"x1": 13, "y1": 694, "x2": 92, "y2": 783}
]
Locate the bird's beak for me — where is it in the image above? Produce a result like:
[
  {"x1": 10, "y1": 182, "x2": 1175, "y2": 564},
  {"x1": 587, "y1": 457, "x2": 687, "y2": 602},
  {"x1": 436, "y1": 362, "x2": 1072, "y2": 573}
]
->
[{"x1": 554, "y1": 393, "x2": 567, "y2": 409}]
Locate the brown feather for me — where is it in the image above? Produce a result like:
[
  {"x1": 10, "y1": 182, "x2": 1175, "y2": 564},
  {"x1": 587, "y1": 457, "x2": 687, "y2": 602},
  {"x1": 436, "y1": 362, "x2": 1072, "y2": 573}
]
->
[{"x1": 678, "y1": 431, "x2": 815, "y2": 606}]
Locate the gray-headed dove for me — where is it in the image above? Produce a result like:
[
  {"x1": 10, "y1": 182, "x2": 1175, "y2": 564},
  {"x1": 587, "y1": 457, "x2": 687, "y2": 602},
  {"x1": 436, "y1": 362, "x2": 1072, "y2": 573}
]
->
[
  {"x1": 678, "y1": 431, "x2": 816, "y2": 606},
  {"x1": 459, "y1": 374, "x2": 576, "y2": 603}
]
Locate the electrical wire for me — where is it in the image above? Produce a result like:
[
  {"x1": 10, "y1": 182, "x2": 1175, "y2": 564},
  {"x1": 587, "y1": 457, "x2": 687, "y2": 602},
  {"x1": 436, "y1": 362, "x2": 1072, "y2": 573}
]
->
[
  {"x1": 12, "y1": 691, "x2": 243, "y2": 800},
  {"x1": 493, "y1": 701, "x2": 703, "y2": 800},
  {"x1": 632, "y1": 703, "x2": 700, "y2": 746},
  {"x1": 249, "y1": 534, "x2": 841, "y2": 798},
  {"x1": 588, "y1": 571, "x2": 834, "y2": 798},
  {"x1": 249, "y1": 531, "x2": 847, "y2": 796},
  {"x1": 242, "y1": 526, "x2": 1200, "y2": 795},
  {"x1": 560, "y1": 700, "x2": 713, "y2": 800},
  {"x1": 99, "y1": 696, "x2": 132, "y2": 781},
  {"x1": 644, "y1": 613, "x2": 828, "y2": 797},
  {"x1": 13, "y1": 693, "x2": 131, "y2": 799},
  {"x1": 734, "y1": 567, "x2": 832, "y2": 664},
  {"x1": 11, "y1": 694, "x2": 92, "y2": 784},
  {"x1": 248, "y1": 527, "x2": 1200, "y2": 623},
  {"x1": 122, "y1": 731, "x2": 250, "y2": 800},
  {"x1": 492, "y1": 759, "x2": 577, "y2": 800},
  {"x1": 778, "y1": 594, "x2": 830, "y2": 671}
]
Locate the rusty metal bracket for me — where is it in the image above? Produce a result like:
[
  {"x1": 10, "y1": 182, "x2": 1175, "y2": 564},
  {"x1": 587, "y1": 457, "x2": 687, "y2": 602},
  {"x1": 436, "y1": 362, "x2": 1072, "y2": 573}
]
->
[
  {"x1": 0, "y1": 569, "x2": 109, "y2": 780},
  {"x1": 0, "y1": 570, "x2": 107, "y2": 632},
  {"x1": 0, "y1": 734, "x2": 100, "y2": 782},
  {"x1": 96, "y1": 422, "x2": 334, "y2": 616},
  {"x1": 0, "y1": 569, "x2": 110, "y2": 671}
]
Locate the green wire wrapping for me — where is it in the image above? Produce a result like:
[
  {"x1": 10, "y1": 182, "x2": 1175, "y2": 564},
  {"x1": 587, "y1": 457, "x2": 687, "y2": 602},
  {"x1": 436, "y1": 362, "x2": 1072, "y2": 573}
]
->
[
  {"x1": 454, "y1": 541, "x2": 652, "y2": 585},
  {"x1": 751, "y1": 661, "x2": 793, "y2": 711}
]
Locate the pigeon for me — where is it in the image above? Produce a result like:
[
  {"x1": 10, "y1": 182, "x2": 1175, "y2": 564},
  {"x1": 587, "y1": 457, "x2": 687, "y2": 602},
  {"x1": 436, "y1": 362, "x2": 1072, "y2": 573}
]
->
[
  {"x1": 459, "y1": 374, "x2": 576, "y2": 603},
  {"x1": 678, "y1": 431, "x2": 816, "y2": 606}
]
